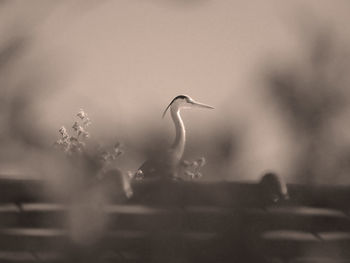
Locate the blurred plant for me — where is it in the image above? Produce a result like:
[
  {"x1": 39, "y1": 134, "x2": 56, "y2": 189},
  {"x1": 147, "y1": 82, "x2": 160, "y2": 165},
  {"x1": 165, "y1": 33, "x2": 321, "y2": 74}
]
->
[
  {"x1": 259, "y1": 172, "x2": 289, "y2": 205},
  {"x1": 263, "y1": 26, "x2": 350, "y2": 183},
  {"x1": 53, "y1": 109, "x2": 131, "y2": 249},
  {"x1": 54, "y1": 109, "x2": 124, "y2": 174},
  {"x1": 181, "y1": 157, "x2": 206, "y2": 180},
  {"x1": 54, "y1": 109, "x2": 91, "y2": 155},
  {"x1": 98, "y1": 142, "x2": 124, "y2": 172}
]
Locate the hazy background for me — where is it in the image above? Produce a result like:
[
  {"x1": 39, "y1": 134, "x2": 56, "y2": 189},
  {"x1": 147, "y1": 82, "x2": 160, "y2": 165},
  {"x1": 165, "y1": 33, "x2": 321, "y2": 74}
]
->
[{"x1": 1, "y1": 0, "x2": 350, "y2": 184}]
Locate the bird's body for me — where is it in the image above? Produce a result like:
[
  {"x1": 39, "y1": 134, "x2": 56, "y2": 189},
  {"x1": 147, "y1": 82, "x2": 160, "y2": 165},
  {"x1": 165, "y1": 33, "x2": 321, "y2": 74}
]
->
[{"x1": 136, "y1": 95, "x2": 213, "y2": 180}]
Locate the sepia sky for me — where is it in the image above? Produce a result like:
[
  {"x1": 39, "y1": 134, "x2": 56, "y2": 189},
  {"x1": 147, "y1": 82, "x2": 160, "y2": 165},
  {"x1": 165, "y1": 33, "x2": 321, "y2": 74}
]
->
[{"x1": 1, "y1": 0, "x2": 350, "y2": 180}]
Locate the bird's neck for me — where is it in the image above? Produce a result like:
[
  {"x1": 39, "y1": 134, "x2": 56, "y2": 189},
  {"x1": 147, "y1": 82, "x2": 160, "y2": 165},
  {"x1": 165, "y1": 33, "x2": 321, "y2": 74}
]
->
[{"x1": 170, "y1": 108, "x2": 186, "y2": 160}]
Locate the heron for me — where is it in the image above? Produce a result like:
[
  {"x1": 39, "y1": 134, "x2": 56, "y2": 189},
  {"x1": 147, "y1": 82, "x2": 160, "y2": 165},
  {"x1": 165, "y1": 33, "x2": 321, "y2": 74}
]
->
[{"x1": 135, "y1": 95, "x2": 214, "y2": 180}]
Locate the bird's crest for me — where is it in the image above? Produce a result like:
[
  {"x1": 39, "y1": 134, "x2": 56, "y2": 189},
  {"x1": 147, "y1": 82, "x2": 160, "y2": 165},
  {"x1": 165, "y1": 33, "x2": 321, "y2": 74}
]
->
[{"x1": 162, "y1": 95, "x2": 189, "y2": 118}]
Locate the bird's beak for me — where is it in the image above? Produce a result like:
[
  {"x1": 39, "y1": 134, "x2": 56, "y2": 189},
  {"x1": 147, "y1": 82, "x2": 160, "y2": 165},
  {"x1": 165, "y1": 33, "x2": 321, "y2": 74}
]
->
[{"x1": 191, "y1": 101, "x2": 215, "y2": 109}]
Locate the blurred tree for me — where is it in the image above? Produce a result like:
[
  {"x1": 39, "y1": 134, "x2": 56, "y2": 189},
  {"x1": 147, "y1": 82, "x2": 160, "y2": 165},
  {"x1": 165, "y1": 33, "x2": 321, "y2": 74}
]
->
[
  {"x1": 0, "y1": 37, "x2": 28, "y2": 142},
  {"x1": 0, "y1": 1, "x2": 109, "y2": 149},
  {"x1": 264, "y1": 27, "x2": 350, "y2": 184}
]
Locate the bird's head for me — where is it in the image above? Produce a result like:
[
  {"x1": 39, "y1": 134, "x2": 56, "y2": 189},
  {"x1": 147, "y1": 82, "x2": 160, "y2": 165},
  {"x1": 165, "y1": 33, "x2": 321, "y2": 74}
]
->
[{"x1": 162, "y1": 95, "x2": 214, "y2": 118}]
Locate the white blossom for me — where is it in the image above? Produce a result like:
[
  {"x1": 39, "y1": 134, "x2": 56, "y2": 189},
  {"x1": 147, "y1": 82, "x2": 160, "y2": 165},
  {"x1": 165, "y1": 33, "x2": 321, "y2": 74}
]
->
[
  {"x1": 77, "y1": 109, "x2": 86, "y2": 120},
  {"x1": 59, "y1": 126, "x2": 67, "y2": 136}
]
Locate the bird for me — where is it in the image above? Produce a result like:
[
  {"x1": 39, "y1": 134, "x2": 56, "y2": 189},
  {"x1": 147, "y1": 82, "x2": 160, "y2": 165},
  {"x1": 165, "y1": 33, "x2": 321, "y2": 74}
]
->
[{"x1": 135, "y1": 95, "x2": 214, "y2": 180}]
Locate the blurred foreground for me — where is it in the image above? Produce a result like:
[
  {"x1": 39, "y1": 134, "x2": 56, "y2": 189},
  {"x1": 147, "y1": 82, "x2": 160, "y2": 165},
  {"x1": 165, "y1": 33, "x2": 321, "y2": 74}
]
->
[{"x1": 0, "y1": 176, "x2": 348, "y2": 262}]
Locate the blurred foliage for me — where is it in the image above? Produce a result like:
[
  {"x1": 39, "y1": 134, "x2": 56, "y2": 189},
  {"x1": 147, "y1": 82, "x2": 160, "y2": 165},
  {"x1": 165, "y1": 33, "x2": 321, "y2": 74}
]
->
[
  {"x1": 0, "y1": 37, "x2": 28, "y2": 141},
  {"x1": 0, "y1": 1, "x2": 109, "y2": 151},
  {"x1": 264, "y1": 26, "x2": 350, "y2": 184}
]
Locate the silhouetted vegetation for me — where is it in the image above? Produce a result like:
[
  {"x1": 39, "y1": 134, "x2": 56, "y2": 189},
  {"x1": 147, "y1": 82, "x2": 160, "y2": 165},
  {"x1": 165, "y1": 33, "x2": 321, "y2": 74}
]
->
[{"x1": 264, "y1": 26, "x2": 350, "y2": 184}]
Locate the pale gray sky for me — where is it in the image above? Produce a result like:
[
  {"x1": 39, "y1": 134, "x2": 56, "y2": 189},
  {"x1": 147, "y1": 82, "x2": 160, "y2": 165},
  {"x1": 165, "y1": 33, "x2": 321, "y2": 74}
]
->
[{"x1": 1, "y1": 0, "x2": 350, "y2": 180}]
